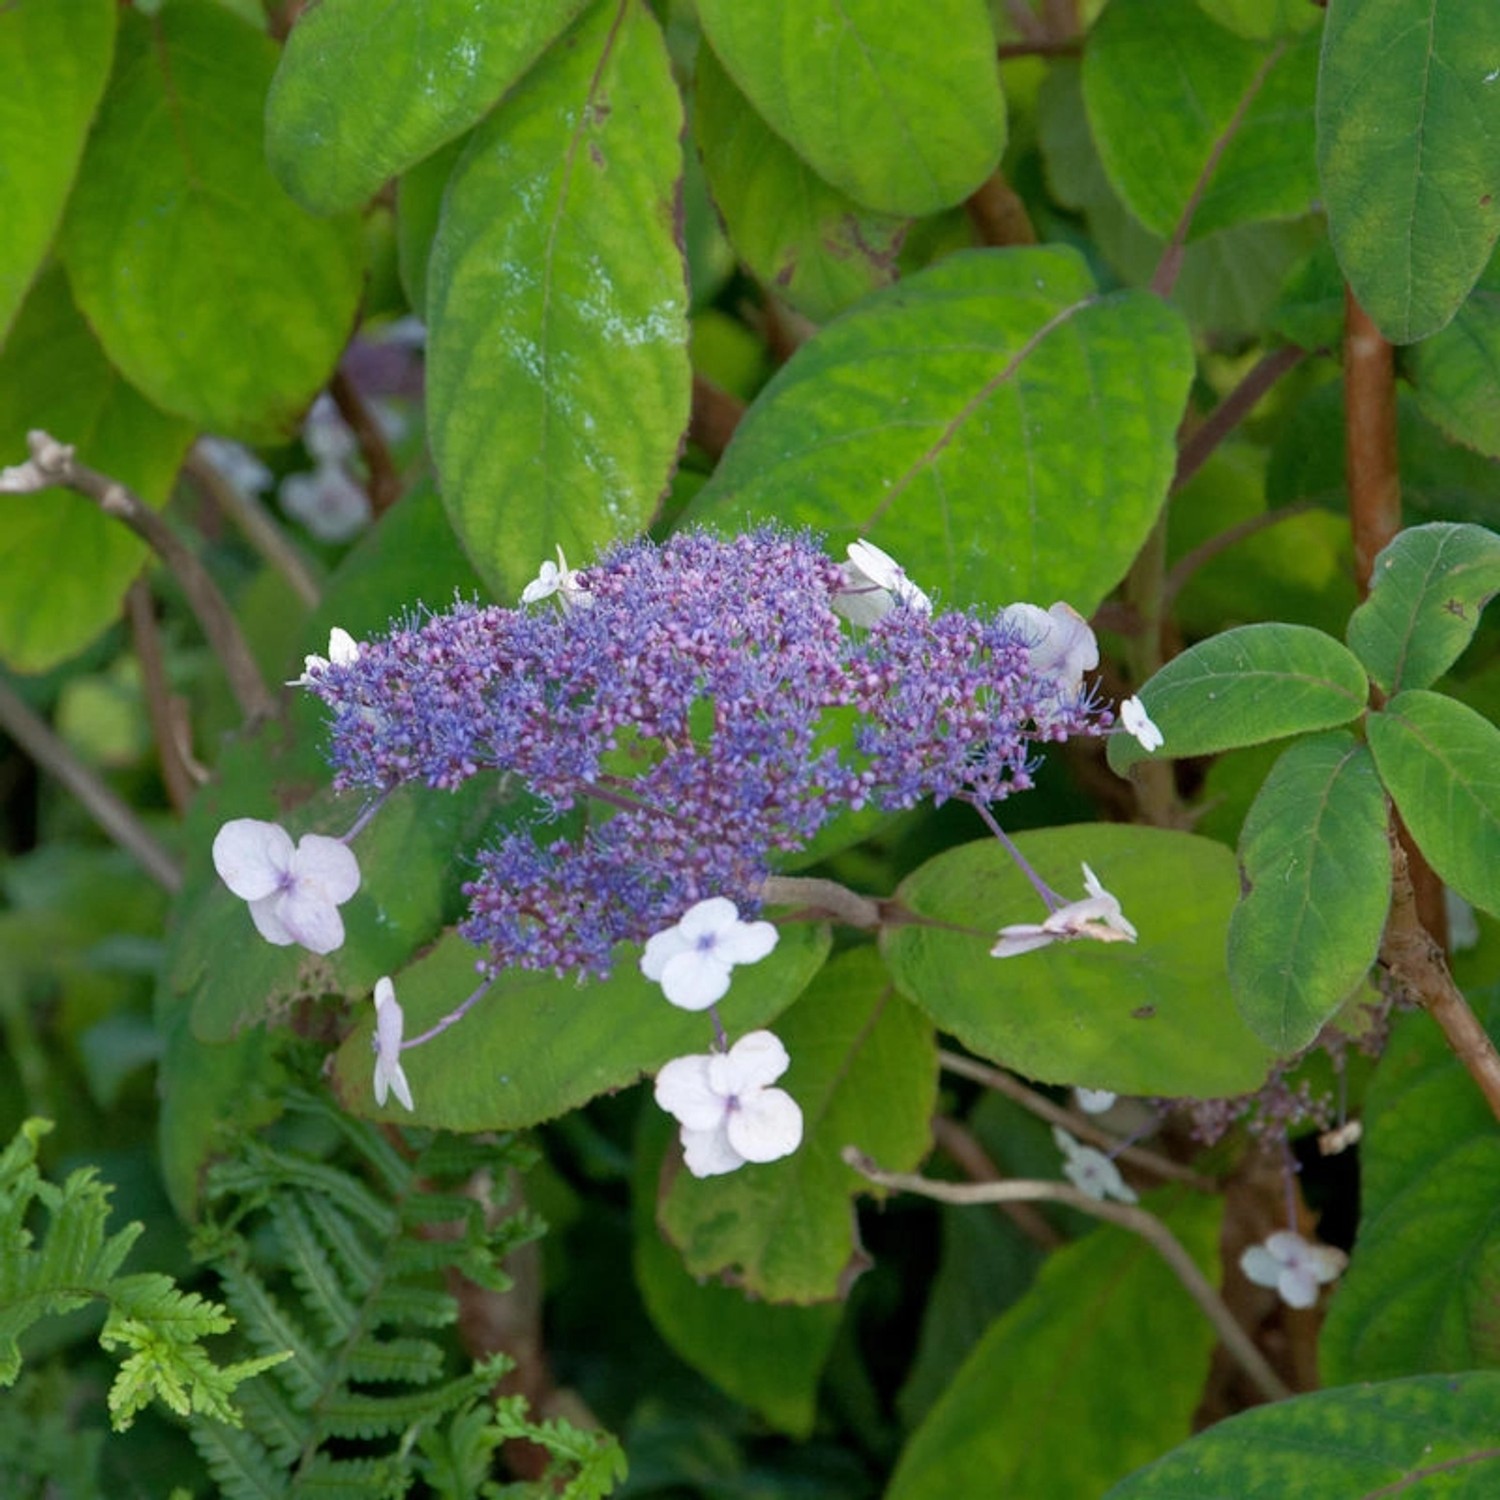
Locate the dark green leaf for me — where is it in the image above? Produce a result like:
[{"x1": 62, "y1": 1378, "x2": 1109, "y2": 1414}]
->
[
  {"x1": 1107, "y1": 623, "x2": 1369, "y2": 776},
  {"x1": 695, "y1": 46, "x2": 907, "y2": 324},
  {"x1": 59, "y1": 2, "x2": 363, "y2": 441},
  {"x1": 882, "y1": 825, "x2": 1276, "y2": 1097},
  {"x1": 632, "y1": 1107, "x2": 841, "y2": 1436},
  {"x1": 0, "y1": 0, "x2": 115, "y2": 342},
  {"x1": 658, "y1": 949, "x2": 936, "y2": 1303},
  {"x1": 1320, "y1": 989, "x2": 1500, "y2": 1382},
  {"x1": 1404, "y1": 261, "x2": 1500, "y2": 457},
  {"x1": 1318, "y1": 0, "x2": 1500, "y2": 343},
  {"x1": 267, "y1": 0, "x2": 589, "y2": 213},
  {"x1": 889, "y1": 1191, "x2": 1222, "y2": 1500},
  {"x1": 0, "y1": 267, "x2": 193, "y2": 673},
  {"x1": 1346, "y1": 522, "x2": 1500, "y2": 693},
  {"x1": 1105, "y1": 1372, "x2": 1500, "y2": 1497},
  {"x1": 427, "y1": 0, "x2": 690, "y2": 602},
  {"x1": 1367, "y1": 690, "x2": 1500, "y2": 918},
  {"x1": 1227, "y1": 733, "x2": 1390, "y2": 1052},
  {"x1": 687, "y1": 246, "x2": 1194, "y2": 617},
  {"x1": 1195, "y1": 0, "x2": 1321, "y2": 40},
  {"x1": 695, "y1": 0, "x2": 1005, "y2": 216},
  {"x1": 330, "y1": 923, "x2": 832, "y2": 1130},
  {"x1": 1083, "y1": 0, "x2": 1319, "y2": 240}
]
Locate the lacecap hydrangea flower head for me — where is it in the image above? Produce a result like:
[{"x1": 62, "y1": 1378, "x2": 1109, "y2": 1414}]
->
[{"x1": 301, "y1": 527, "x2": 1114, "y2": 981}]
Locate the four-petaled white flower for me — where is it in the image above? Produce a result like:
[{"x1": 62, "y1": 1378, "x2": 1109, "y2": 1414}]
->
[
  {"x1": 1074, "y1": 1088, "x2": 1118, "y2": 1115},
  {"x1": 991, "y1": 862, "x2": 1137, "y2": 958},
  {"x1": 640, "y1": 897, "x2": 779, "y2": 1010},
  {"x1": 1002, "y1": 601, "x2": 1100, "y2": 701},
  {"x1": 288, "y1": 627, "x2": 361, "y2": 688},
  {"x1": 1120, "y1": 695, "x2": 1164, "y2": 752},
  {"x1": 372, "y1": 976, "x2": 414, "y2": 1112},
  {"x1": 521, "y1": 545, "x2": 590, "y2": 609},
  {"x1": 212, "y1": 817, "x2": 361, "y2": 954},
  {"x1": 834, "y1": 538, "x2": 932, "y2": 626},
  {"x1": 1052, "y1": 1126, "x2": 1137, "y2": 1203},
  {"x1": 1239, "y1": 1230, "x2": 1347, "y2": 1309},
  {"x1": 654, "y1": 1030, "x2": 804, "y2": 1177}
]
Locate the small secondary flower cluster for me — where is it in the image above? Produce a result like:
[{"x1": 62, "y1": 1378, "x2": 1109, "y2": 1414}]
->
[{"x1": 300, "y1": 528, "x2": 1125, "y2": 981}]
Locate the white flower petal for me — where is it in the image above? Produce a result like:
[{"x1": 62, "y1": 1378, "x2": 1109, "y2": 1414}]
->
[
  {"x1": 375, "y1": 976, "x2": 403, "y2": 1053},
  {"x1": 676, "y1": 896, "x2": 740, "y2": 941},
  {"x1": 521, "y1": 560, "x2": 561, "y2": 604},
  {"x1": 658, "y1": 949, "x2": 732, "y2": 1011},
  {"x1": 1278, "y1": 1266, "x2": 1320, "y2": 1309},
  {"x1": 327, "y1": 627, "x2": 360, "y2": 666},
  {"x1": 213, "y1": 818, "x2": 294, "y2": 900},
  {"x1": 654, "y1": 1055, "x2": 725, "y2": 1130},
  {"x1": 846, "y1": 538, "x2": 931, "y2": 612},
  {"x1": 1238, "y1": 1245, "x2": 1283, "y2": 1290},
  {"x1": 290, "y1": 834, "x2": 362, "y2": 904},
  {"x1": 273, "y1": 886, "x2": 347, "y2": 955},
  {"x1": 1121, "y1": 695, "x2": 1164, "y2": 752},
  {"x1": 991, "y1": 924, "x2": 1056, "y2": 958},
  {"x1": 1075, "y1": 1088, "x2": 1117, "y2": 1115},
  {"x1": 246, "y1": 893, "x2": 297, "y2": 946},
  {"x1": 712, "y1": 1030, "x2": 790, "y2": 1093},
  {"x1": 679, "y1": 1122, "x2": 745, "y2": 1177},
  {"x1": 713, "y1": 917, "x2": 778, "y2": 967},
  {"x1": 640, "y1": 925, "x2": 690, "y2": 981},
  {"x1": 727, "y1": 1087, "x2": 803, "y2": 1164}
]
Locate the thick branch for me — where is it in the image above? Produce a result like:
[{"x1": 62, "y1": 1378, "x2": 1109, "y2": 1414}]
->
[
  {"x1": 966, "y1": 173, "x2": 1038, "y2": 247},
  {"x1": 0, "y1": 675, "x2": 182, "y2": 893},
  {"x1": 846, "y1": 1147, "x2": 1292, "y2": 1404},
  {"x1": 689, "y1": 372, "x2": 746, "y2": 464},
  {"x1": 2, "y1": 431, "x2": 276, "y2": 724},
  {"x1": 1343, "y1": 288, "x2": 1401, "y2": 595},
  {"x1": 759, "y1": 874, "x2": 882, "y2": 929}
]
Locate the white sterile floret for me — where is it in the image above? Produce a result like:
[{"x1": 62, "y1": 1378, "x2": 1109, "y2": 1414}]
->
[
  {"x1": 654, "y1": 1030, "x2": 803, "y2": 1177},
  {"x1": 1002, "y1": 601, "x2": 1099, "y2": 698},
  {"x1": 833, "y1": 538, "x2": 932, "y2": 626},
  {"x1": 372, "y1": 976, "x2": 414, "y2": 1112},
  {"x1": 640, "y1": 897, "x2": 779, "y2": 1010},
  {"x1": 1074, "y1": 1088, "x2": 1118, "y2": 1115},
  {"x1": 1239, "y1": 1230, "x2": 1348, "y2": 1309},
  {"x1": 1120, "y1": 694, "x2": 1165, "y2": 752},
  {"x1": 289, "y1": 627, "x2": 361, "y2": 687},
  {"x1": 521, "y1": 545, "x2": 590, "y2": 609},
  {"x1": 1052, "y1": 1126, "x2": 1137, "y2": 1204},
  {"x1": 212, "y1": 817, "x2": 361, "y2": 955},
  {"x1": 991, "y1": 862, "x2": 1137, "y2": 958}
]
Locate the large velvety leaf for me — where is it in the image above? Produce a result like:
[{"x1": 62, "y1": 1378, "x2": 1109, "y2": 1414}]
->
[
  {"x1": 695, "y1": 0, "x2": 1004, "y2": 217},
  {"x1": 658, "y1": 949, "x2": 936, "y2": 1304},
  {"x1": 428, "y1": 0, "x2": 689, "y2": 602},
  {"x1": 889, "y1": 1192, "x2": 1222, "y2": 1500},
  {"x1": 1195, "y1": 0, "x2": 1321, "y2": 40},
  {"x1": 1107, "y1": 623, "x2": 1369, "y2": 776},
  {"x1": 1084, "y1": 0, "x2": 1319, "y2": 240},
  {"x1": 686, "y1": 247, "x2": 1194, "y2": 618},
  {"x1": 1227, "y1": 734, "x2": 1390, "y2": 1053},
  {"x1": 0, "y1": 0, "x2": 114, "y2": 343},
  {"x1": 1318, "y1": 0, "x2": 1500, "y2": 344},
  {"x1": 694, "y1": 47, "x2": 907, "y2": 324},
  {"x1": 883, "y1": 824, "x2": 1277, "y2": 1096},
  {"x1": 1320, "y1": 989, "x2": 1500, "y2": 1383},
  {"x1": 1345, "y1": 522, "x2": 1500, "y2": 694},
  {"x1": 632, "y1": 1107, "x2": 841, "y2": 1436},
  {"x1": 58, "y1": 2, "x2": 362, "y2": 441},
  {"x1": 1367, "y1": 690, "x2": 1500, "y2": 919},
  {"x1": 1110, "y1": 1373, "x2": 1500, "y2": 1497},
  {"x1": 266, "y1": 0, "x2": 588, "y2": 214},
  {"x1": 0, "y1": 267, "x2": 193, "y2": 673},
  {"x1": 1403, "y1": 256, "x2": 1500, "y2": 456},
  {"x1": 330, "y1": 923, "x2": 831, "y2": 1129}
]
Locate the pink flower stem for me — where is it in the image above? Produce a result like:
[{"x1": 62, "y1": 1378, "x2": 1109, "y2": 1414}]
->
[
  {"x1": 708, "y1": 1004, "x2": 728, "y2": 1052},
  {"x1": 403, "y1": 980, "x2": 491, "y2": 1050},
  {"x1": 964, "y1": 797, "x2": 1063, "y2": 910},
  {"x1": 341, "y1": 789, "x2": 391, "y2": 845},
  {"x1": 1282, "y1": 1137, "x2": 1301, "y2": 1230}
]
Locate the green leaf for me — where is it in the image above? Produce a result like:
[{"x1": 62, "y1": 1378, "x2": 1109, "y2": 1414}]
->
[
  {"x1": 1195, "y1": 0, "x2": 1321, "y2": 40},
  {"x1": 632, "y1": 1107, "x2": 841, "y2": 1436},
  {"x1": 888, "y1": 1191, "x2": 1222, "y2": 1500},
  {"x1": 1346, "y1": 522, "x2": 1500, "y2": 694},
  {"x1": 0, "y1": 0, "x2": 115, "y2": 343},
  {"x1": 58, "y1": 2, "x2": 363, "y2": 441},
  {"x1": 266, "y1": 0, "x2": 589, "y2": 214},
  {"x1": 0, "y1": 267, "x2": 194, "y2": 673},
  {"x1": 882, "y1": 824, "x2": 1276, "y2": 1097},
  {"x1": 1083, "y1": 0, "x2": 1319, "y2": 240},
  {"x1": 1227, "y1": 733, "x2": 1390, "y2": 1053},
  {"x1": 1321, "y1": 989, "x2": 1500, "y2": 1382},
  {"x1": 1105, "y1": 1372, "x2": 1500, "y2": 1498},
  {"x1": 330, "y1": 923, "x2": 832, "y2": 1130},
  {"x1": 1107, "y1": 623, "x2": 1369, "y2": 776},
  {"x1": 1367, "y1": 690, "x2": 1500, "y2": 918},
  {"x1": 395, "y1": 136, "x2": 467, "y2": 319},
  {"x1": 658, "y1": 949, "x2": 936, "y2": 1304},
  {"x1": 694, "y1": 46, "x2": 907, "y2": 324},
  {"x1": 427, "y1": 0, "x2": 689, "y2": 602},
  {"x1": 1403, "y1": 258, "x2": 1500, "y2": 455},
  {"x1": 695, "y1": 0, "x2": 1005, "y2": 217},
  {"x1": 1317, "y1": 0, "x2": 1500, "y2": 344},
  {"x1": 686, "y1": 246, "x2": 1194, "y2": 618}
]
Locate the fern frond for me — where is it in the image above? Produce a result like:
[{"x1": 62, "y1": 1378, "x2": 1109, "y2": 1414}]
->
[
  {"x1": 489, "y1": 1400, "x2": 629, "y2": 1499},
  {"x1": 190, "y1": 1417, "x2": 289, "y2": 1500}
]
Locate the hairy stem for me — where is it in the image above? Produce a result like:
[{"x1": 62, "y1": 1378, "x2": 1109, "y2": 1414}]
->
[
  {"x1": 846, "y1": 1147, "x2": 1292, "y2": 1403},
  {"x1": 759, "y1": 874, "x2": 882, "y2": 929}
]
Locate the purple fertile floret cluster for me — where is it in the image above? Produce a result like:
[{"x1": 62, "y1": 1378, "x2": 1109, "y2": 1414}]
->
[{"x1": 306, "y1": 527, "x2": 1106, "y2": 978}]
